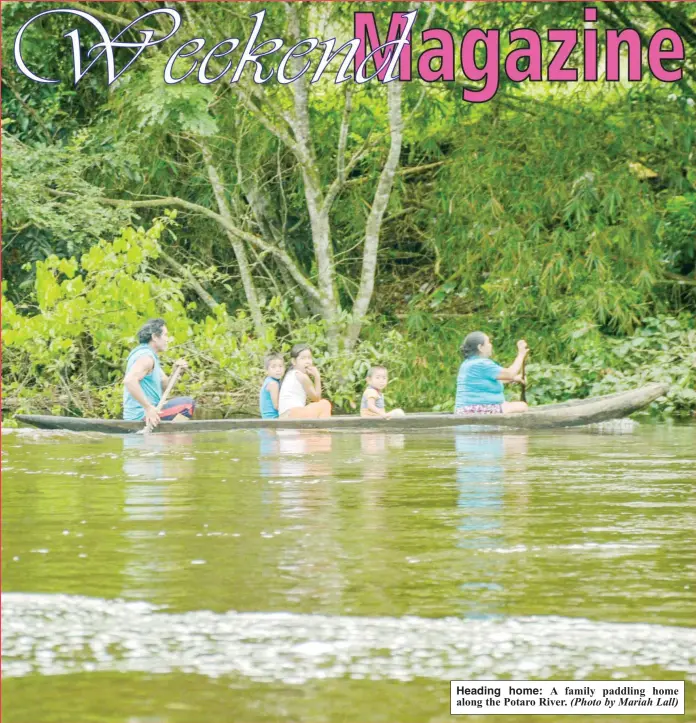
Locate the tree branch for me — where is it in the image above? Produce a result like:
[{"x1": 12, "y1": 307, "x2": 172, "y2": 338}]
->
[
  {"x1": 664, "y1": 271, "x2": 696, "y2": 287},
  {"x1": 346, "y1": 81, "x2": 404, "y2": 349},
  {"x1": 47, "y1": 187, "x2": 323, "y2": 306},
  {"x1": 336, "y1": 85, "x2": 353, "y2": 184},
  {"x1": 69, "y1": 2, "x2": 156, "y2": 30},
  {"x1": 235, "y1": 87, "x2": 302, "y2": 158},
  {"x1": 644, "y1": 2, "x2": 696, "y2": 52},
  {"x1": 322, "y1": 133, "x2": 374, "y2": 214},
  {"x1": 284, "y1": 3, "x2": 320, "y2": 173},
  {"x1": 157, "y1": 247, "x2": 220, "y2": 311},
  {"x1": 200, "y1": 143, "x2": 265, "y2": 334},
  {"x1": 3, "y1": 71, "x2": 52, "y2": 141}
]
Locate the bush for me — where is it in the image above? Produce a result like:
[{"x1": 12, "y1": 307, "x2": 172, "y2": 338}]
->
[
  {"x1": 3, "y1": 219, "x2": 693, "y2": 420},
  {"x1": 526, "y1": 315, "x2": 696, "y2": 416},
  {"x1": 2, "y1": 219, "x2": 413, "y2": 418}
]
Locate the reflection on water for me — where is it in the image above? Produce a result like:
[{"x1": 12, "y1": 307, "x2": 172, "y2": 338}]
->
[
  {"x1": 121, "y1": 435, "x2": 198, "y2": 598},
  {"x1": 455, "y1": 434, "x2": 529, "y2": 616},
  {"x1": 2, "y1": 423, "x2": 695, "y2": 722}
]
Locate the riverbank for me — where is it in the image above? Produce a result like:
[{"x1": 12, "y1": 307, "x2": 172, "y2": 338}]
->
[{"x1": 2, "y1": 308, "x2": 695, "y2": 422}]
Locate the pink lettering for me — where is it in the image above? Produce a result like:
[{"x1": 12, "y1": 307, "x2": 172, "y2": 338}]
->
[
  {"x1": 548, "y1": 29, "x2": 578, "y2": 81},
  {"x1": 354, "y1": 11, "x2": 413, "y2": 82},
  {"x1": 418, "y1": 28, "x2": 455, "y2": 82},
  {"x1": 606, "y1": 29, "x2": 642, "y2": 81},
  {"x1": 506, "y1": 29, "x2": 542, "y2": 82},
  {"x1": 460, "y1": 29, "x2": 499, "y2": 103},
  {"x1": 648, "y1": 29, "x2": 684, "y2": 82}
]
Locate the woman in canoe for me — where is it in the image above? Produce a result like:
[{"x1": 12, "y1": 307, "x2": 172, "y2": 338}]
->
[
  {"x1": 455, "y1": 332, "x2": 529, "y2": 415},
  {"x1": 278, "y1": 343, "x2": 332, "y2": 419}
]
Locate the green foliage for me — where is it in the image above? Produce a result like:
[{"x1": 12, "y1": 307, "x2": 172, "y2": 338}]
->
[
  {"x1": 660, "y1": 193, "x2": 696, "y2": 271},
  {"x1": 402, "y1": 90, "x2": 693, "y2": 355},
  {"x1": 2, "y1": 219, "x2": 187, "y2": 416},
  {"x1": 3, "y1": 2, "x2": 696, "y2": 420},
  {"x1": 402, "y1": 315, "x2": 695, "y2": 417},
  {"x1": 527, "y1": 316, "x2": 696, "y2": 417},
  {"x1": 1, "y1": 128, "x2": 138, "y2": 296},
  {"x1": 2, "y1": 220, "x2": 412, "y2": 418}
]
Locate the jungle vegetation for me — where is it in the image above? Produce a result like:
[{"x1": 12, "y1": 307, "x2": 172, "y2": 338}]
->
[{"x1": 2, "y1": 2, "x2": 695, "y2": 418}]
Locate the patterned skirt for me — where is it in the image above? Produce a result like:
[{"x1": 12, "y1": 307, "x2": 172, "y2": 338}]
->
[{"x1": 455, "y1": 404, "x2": 503, "y2": 416}]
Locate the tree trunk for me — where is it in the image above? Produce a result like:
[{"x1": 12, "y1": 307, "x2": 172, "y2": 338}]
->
[
  {"x1": 345, "y1": 81, "x2": 404, "y2": 351},
  {"x1": 201, "y1": 145, "x2": 266, "y2": 336},
  {"x1": 306, "y1": 204, "x2": 340, "y2": 351},
  {"x1": 285, "y1": 3, "x2": 341, "y2": 349},
  {"x1": 240, "y1": 177, "x2": 311, "y2": 318}
]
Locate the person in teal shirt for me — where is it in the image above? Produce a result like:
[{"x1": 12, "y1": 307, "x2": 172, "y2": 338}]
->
[
  {"x1": 259, "y1": 353, "x2": 284, "y2": 419},
  {"x1": 123, "y1": 318, "x2": 194, "y2": 427},
  {"x1": 455, "y1": 332, "x2": 529, "y2": 415}
]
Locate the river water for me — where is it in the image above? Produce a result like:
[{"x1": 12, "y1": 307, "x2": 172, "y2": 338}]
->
[{"x1": 2, "y1": 422, "x2": 695, "y2": 722}]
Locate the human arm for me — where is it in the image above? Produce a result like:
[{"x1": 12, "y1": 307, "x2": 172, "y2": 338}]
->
[
  {"x1": 300, "y1": 366, "x2": 323, "y2": 402},
  {"x1": 497, "y1": 340, "x2": 529, "y2": 382},
  {"x1": 124, "y1": 354, "x2": 161, "y2": 427},
  {"x1": 366, "y1": 389, "x2": 389, "y2": 419},
  {"x1": 367, "y1": 398, "x2": 391, "y2": 419},
  {"x1": 267, "y1": 380, "x2": 280, "y2": 411}
]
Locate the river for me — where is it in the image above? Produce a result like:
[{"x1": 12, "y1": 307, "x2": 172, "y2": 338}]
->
[{"x1": 2, "y1": 422, "x2": 695, "y2": 722}]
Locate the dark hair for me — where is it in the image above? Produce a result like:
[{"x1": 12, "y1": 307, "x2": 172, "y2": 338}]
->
[
  {"x1": 367, "y1": 365, "x2": 387, "y2": 378},
  {"x1": 290, "y1": 343, "x2": 311, "y2": 360},
  {"x1": 459, "y1": 331, "x2": 487, "y2": 359},
  {"x1": 264, "y1": 352, "x2": 284, "y2": 369},
  {"x1": 138, "y1": 318, "x2": 167, "y2": 345}
]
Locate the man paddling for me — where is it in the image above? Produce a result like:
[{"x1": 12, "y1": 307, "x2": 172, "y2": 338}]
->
[{"x1": 123, "y1": 318, "x2": 195, "y2": 427}]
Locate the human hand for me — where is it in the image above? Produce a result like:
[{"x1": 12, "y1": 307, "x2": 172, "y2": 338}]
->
[
  {"x1": 306, "y1": 365, "x2": 320, "y2": 378},
  {"x1": 144, "y1": 404, "x2": 161, "y2": 429},
  {"x1": 174, "y1": 358, "x2": 189, "y2": 370},
  {"x1": 513, "y1": 374, "x2": 525, "y2": 384},
  {"x1": 517, "y1": 339, "x2": 529, "y2": 355}
]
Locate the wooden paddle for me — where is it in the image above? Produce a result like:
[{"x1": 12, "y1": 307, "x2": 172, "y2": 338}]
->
[{"x1": 139, "y1": 361, "x2": 185, "y2": 434}]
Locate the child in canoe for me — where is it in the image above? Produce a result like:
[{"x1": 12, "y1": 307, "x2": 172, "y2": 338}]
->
[
  {"x1": 259, "y1": 353, "x2": 285, "y2": 419},
  {"x1": 360, "y1": 365, "x2": 405, "y2": 419},
  {"x1": 278, "y1": 344, "x2": 332, "y2": 419}
]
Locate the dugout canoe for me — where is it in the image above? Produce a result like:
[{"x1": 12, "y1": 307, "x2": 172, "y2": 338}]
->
[{"x1": 13, "y1": 383, "x2": 667, "y2": 434}]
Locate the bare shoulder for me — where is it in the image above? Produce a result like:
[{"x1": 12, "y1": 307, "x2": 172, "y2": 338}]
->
[
  {"x1": 267, "y1": 379, "x2": 279, "y2": 391},
  {"x1": 132, "y1": 353, "x2": 155, "y2": 372}
]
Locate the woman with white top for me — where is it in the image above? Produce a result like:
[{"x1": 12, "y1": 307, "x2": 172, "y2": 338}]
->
[{"x1": 278, "y1": 343, "x2": 332, "y2": 419}]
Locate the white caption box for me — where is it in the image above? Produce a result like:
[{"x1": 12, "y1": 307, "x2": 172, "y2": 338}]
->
[{"x1": 450, "y1": 680, "x2": 685, "y2": 715}]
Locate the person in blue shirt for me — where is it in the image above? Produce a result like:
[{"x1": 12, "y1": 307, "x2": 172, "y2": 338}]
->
[
  {"x1": 259, "y1": 353, "x2": 285, "y2": 419},
  {"x1": 454, "y1": 332, "x2": 529, "y2": 415},
  {"x1": 123, "y1": 318, "x2": 194, "y2": 427}
]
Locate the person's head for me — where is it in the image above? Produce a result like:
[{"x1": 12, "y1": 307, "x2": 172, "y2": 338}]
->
[
  {"x1": 138, "y1": 318, "x2": 169, "y2": 353},
  {"x1": 367, "y1": 365, "x2": 388, "y2": 391},
  {"x1": 460, "y1": 331, "x2": 492, "y2": 359},
  {"x1": 290, "y1": 343, "x2": 313, "y2": 372},
  {"x1": 264, "y1": 353, "x2": 285, "y2": 380}
]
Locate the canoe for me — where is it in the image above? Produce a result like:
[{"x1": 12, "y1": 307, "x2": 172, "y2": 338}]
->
[{"x1": 14, "y1": 383, "x2": 667, "y2": 434}]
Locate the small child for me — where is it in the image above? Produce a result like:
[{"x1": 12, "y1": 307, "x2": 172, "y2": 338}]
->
[
  {"x1": 360, "y1": 365, "x2": 405, "y2": 419},
  {"x1": 259, "y1": 353, "x2": 285, "y2": 419}
]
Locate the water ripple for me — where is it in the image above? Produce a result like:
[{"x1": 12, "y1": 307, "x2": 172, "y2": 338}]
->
[{"x1": 3, "y1": 593, "x2": 695, "y2": 684}]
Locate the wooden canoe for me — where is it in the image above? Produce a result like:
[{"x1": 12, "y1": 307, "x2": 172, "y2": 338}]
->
[{"x1": 13, "y1": 383, "x2": 667, "y2": 434}]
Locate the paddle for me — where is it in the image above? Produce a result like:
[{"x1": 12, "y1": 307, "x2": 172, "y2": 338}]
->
[{"x1": 138, "y1": 361, "x2": 185, "y2": 434}]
